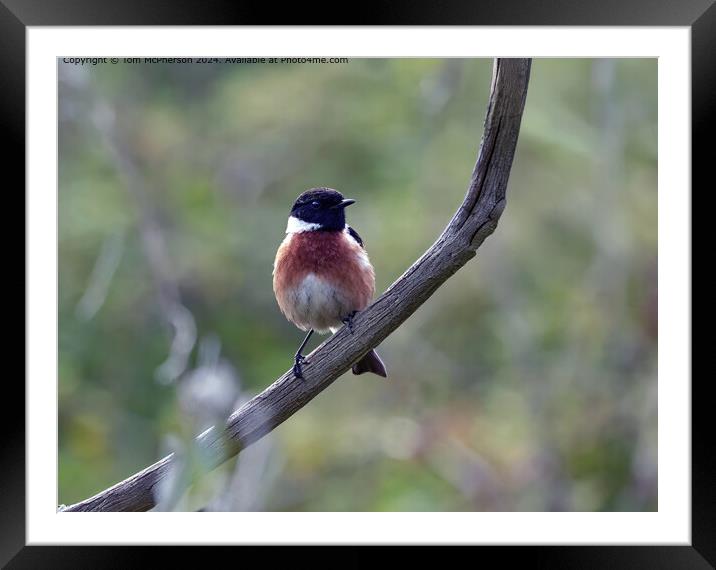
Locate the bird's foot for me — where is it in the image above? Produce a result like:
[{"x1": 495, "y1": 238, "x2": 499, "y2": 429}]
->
[
  {"x1": 342, "y1": 311, "x2": 357, "y2": 334},
  {"x1": 293, "y1": 354, "x2": 308, "y2": 380}
]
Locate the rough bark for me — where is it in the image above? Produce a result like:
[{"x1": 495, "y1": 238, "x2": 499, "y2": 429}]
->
[{"x1": 64, "y1": 58, "x2": 532, "y2": 512}]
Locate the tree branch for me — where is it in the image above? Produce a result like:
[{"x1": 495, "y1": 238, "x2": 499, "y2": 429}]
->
[{"x1": 63, "y1": 58, "x2": 532, "y2": 512}]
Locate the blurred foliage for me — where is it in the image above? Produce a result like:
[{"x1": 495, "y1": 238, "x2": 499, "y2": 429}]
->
[{"x1": 58, "y1": 58, "x2": 657, "y2": 512}]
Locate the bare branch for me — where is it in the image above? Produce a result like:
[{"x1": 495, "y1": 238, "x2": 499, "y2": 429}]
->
[{"x1": 63, "y1": 58, "x2": 532, "y2": 513}]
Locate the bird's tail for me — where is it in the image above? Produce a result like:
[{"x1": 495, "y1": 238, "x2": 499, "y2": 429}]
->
[{"x1": 352, "y1": 349, "x2": 387, "y2": 378}]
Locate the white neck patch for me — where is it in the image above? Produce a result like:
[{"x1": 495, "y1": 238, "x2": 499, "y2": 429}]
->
[{"x1": 286, "y1": 216, "x2": 321, "y2": 234}]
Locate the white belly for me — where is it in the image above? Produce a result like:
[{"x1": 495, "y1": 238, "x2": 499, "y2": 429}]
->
[{"x1": 286, "y1": 273, "x2": 352, "y2": 333}]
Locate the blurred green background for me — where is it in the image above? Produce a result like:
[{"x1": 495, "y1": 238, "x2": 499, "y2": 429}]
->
[{"x1": 58, "y1": 58, "x2": 657, "y2": 511}]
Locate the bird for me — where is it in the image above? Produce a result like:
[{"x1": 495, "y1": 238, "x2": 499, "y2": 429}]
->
[{"x1": 273, "y1": 187, "x2": 387, "y2": 380}]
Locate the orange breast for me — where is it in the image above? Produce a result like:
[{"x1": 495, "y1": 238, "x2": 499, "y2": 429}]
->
[{"x1": 273, "y1": 230, "x2": 375, "y2": 330}]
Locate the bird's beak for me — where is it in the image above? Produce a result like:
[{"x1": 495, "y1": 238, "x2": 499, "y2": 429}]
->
[{"x1": 332, "y1": 199, "x2": 356, "y2": 209}]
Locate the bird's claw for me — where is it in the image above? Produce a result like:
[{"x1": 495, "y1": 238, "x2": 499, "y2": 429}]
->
[
  {"x1": 342, "y1": 311, "x2": 357, "y2": 334},
  {"x1": 293, "y1": 354, "x2": 308, "y2": 380}
]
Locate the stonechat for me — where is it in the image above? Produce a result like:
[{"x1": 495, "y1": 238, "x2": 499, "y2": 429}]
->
[{"x1": 273, "y1": 187, "x2": 387, "y2": 379}]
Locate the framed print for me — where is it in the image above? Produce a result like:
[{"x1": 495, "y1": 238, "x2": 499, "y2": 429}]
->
[{"x1": 8, "y1": 0, "x2": 711, "y2": 566}]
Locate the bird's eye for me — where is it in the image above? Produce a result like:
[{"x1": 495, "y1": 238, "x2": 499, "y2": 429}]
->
[{"x1": 311, "y1": 201, "x2": 320, "y2": 208}]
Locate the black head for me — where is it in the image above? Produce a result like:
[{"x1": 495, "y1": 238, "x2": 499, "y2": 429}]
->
[{"x1": 290, "y1": 187, "x2": 355, "y2": 231}]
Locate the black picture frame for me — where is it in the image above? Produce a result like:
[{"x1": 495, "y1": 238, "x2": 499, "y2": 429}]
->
[{"x1": 6, "y1": 0, "x2": 710, "y2": 566}]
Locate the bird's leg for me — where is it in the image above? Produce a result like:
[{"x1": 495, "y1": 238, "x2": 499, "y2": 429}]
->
[
  {"x1": 342, "y1": 311, "x2": 357, "y2": 334},
  {"x1": 293, "y1": 329, "x2": 314, "y2": 379}
]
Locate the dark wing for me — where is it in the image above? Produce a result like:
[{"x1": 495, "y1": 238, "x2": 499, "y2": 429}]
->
[{"x1": 346, "y1": 225, "x2": 364, "y2": 248}]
